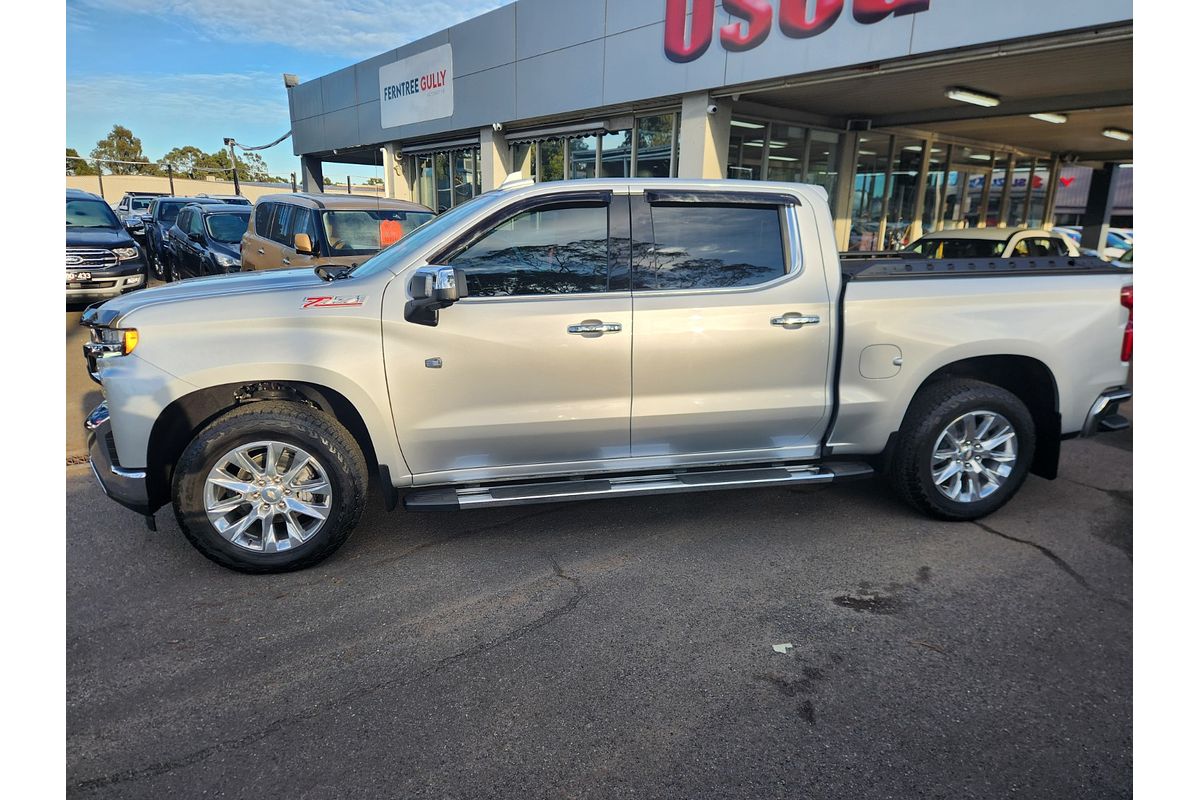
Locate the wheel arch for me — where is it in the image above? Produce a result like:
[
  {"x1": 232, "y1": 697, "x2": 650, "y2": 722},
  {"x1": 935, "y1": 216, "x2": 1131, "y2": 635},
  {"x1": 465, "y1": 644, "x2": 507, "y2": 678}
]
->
[
  {"x1": 901, "y1": 354, "x2": 1061, "y2": 480},
  {"x1": 145, "y1": 381, "x2": 382, "y2": 512}
]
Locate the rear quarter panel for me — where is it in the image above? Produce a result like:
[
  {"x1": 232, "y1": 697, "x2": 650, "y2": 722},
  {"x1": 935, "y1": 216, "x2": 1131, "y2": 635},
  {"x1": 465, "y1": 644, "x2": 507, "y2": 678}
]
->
[{"x1": 828, "y1": 272, "x2": 1132, "y2": 455}]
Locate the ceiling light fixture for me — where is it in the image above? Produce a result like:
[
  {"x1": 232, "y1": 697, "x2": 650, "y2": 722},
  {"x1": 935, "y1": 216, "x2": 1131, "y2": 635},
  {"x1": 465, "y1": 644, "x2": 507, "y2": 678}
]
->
[
  {"x1": 1029, "y1": 112, "x2": 1068, "y2": 124},
  {"x1": 731, "y1": 120, "x2": 765, "y2": 129},
  {"x1": 945, "y1": 87, "x2": 1000, "y2": 108},
  {"x1": 1103, "y1": 128, "x2": 1132, "y2": 141}
]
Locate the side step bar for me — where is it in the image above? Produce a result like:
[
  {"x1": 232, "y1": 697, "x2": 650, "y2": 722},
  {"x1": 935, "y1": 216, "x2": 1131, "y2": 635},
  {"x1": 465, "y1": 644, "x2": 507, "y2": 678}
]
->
[{"x1": 404, "y1": 461, "x2": 875, "y2": 511}]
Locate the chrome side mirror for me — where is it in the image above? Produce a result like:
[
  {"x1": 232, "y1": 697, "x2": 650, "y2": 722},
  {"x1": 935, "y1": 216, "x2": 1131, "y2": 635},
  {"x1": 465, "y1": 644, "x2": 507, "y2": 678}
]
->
[{"x1": 405, "y1": 265, "x2": 468, "y2": 326}]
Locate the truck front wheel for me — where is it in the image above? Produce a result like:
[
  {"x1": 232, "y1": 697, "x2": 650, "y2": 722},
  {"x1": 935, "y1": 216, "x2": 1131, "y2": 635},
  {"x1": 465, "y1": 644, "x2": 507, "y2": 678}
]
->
[
  {"x1": 888, "y1": 379, "x2": 1035, "y2": 521},
  {"x1": 171, "y1": 401, "x2": 369, "y2": 573}
]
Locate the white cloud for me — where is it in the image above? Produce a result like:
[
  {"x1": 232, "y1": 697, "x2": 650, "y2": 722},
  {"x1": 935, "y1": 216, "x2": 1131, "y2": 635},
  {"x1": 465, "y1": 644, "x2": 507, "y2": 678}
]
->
[{"x1": 77, "y1": 0, "x2": 513, "y2": 57}]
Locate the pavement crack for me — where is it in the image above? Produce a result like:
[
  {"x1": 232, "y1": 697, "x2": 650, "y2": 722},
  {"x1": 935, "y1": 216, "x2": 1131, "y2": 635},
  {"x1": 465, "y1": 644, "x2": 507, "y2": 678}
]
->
[
  {"x1": 972, "y1": 520, "x2": 1130, "y2": 610},
  {"x1": 1059, "y1": 476, "x2": 1133, "y2": 506},
  {"x1": 70, "y1": 550, "x2": 586, "y2": 795}
]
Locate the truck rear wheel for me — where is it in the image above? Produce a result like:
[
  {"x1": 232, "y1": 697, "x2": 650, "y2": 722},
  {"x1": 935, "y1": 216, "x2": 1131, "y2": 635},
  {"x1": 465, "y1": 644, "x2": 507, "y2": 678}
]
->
[
  {"x1": 171, "y1": 401, "x2": 368, "y2": 573},
  {"x1": 888, "y1": 379, "x2": 1035, "y2": 521}
]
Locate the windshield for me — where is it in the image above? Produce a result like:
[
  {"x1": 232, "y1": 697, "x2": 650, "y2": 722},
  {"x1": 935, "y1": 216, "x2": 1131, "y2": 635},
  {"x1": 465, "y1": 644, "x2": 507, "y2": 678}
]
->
[
  {"x1": 131, "y1": 197, "x2": 153, "y2": 212},
  {"x1": 205, "y1": 212, "x2": 250, "y2": 243},
  {"x1": 350, "y1": 194, "x2": 500, "y2": 278},
  {"x1": 156, "y1": 201, "x2": 187, "y2": 224},
  {"x1": 321, "y1": 209, "x2": 437, "y2": 256},
  {"x1": 67, "y1": 198, "x2": 121, "y2": 229},
  {"x1": 906, "y1": 238, "x2": 1006, "y2": 259}
]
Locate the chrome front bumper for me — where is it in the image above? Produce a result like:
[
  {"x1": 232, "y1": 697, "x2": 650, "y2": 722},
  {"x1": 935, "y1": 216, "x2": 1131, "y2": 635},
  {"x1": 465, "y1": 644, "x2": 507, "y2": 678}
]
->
[
  {"x1": 1080, "y1": 387, "x2": 1132, "y2": 437},
  {"x1": 85, "y1": 402, "x2": 150, "y2": 515}
]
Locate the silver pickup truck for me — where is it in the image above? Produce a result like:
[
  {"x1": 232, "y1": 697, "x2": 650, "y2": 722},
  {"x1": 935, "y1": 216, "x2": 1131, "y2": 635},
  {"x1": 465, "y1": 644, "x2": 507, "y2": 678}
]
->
[{"x1": 81, "y1": 178, "x2": 1133, "y2": 573}]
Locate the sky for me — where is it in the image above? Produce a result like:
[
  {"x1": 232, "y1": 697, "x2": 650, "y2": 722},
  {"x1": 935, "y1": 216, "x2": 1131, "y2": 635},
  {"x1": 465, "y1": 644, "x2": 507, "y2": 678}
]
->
[{"x1": 66, "y1": 0, "x2": 511, "y2": 178}]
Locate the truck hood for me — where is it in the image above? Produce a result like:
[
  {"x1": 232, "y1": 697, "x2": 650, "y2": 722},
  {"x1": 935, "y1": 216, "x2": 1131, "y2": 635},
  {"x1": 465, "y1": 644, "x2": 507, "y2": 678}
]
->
[{"x1": 84, "y1": 268, "x2": 330, "y2": 326}]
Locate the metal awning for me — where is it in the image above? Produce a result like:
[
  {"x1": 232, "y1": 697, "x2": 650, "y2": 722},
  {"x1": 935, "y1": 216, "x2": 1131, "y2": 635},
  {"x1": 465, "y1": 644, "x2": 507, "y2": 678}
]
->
[
  {"x1": 400, "y1": 136, "x2": 481, "y2": 156},
  {"x1": 506, "y1": 120, "x2": 609, "y2": 144}
]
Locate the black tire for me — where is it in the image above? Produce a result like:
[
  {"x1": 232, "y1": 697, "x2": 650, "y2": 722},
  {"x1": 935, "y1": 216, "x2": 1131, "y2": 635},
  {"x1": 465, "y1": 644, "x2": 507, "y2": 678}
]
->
[
  {"x1": 887, "y1": 379, "x2": 1036, "y2": 521},
  {"x1": 172, "y1": 401, "x2": 369, "y2": 573},
  {"x1": 167, "y1": 252, "x2": 180, "y2": 282}
]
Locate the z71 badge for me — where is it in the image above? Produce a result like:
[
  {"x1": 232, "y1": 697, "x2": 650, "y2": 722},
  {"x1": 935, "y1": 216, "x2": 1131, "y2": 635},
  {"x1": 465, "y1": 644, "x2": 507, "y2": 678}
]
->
[{"x1": 301, "y1": 295, "x2": 365, "y2": 309}]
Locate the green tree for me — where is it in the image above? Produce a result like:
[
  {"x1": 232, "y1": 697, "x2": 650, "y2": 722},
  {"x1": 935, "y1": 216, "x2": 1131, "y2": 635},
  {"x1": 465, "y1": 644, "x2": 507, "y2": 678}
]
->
[
  {"x1": 365, "y1": 177, "x2": 384, "y2": 185},
  {"x1": 158, "y1": 145, "x2": 207, "y2": 178},
  {"x1": 323, "y1": 177, "x2": 333, "y2": 186},
  {"x1": 66, "y1": 147, "x2": 97, "y2": 175},
  {"x1": 90, "y1": 125, "x2": 159, "y2": 175}
]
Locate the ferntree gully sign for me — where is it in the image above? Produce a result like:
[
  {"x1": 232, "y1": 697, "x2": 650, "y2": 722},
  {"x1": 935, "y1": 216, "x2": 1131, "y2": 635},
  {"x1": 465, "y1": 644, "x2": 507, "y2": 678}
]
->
[
  {"x1": 664, "y1": 0, "x2": 931, "y2": 62},
  {"x1": 379, "y1": 44, "x2": 454, "y2": 129}
]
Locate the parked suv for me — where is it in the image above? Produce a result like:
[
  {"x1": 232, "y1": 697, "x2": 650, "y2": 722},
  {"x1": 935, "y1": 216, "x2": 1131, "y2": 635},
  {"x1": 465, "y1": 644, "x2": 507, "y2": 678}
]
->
[
  {"x1": 164, "y1": 203, "x2": 251, "y2": 281},
  {"x1": 113, "y1": 192, "x2": 165, "y2": 244},
  {"x1": 241, "y1": 193, "x2": 434, "y2": 271},
  {"x1": 66, "y1": 188, "x2": 147, "y2": 302},
  {"x1": 144, "y1": 196, "x2": 226, "y2": 279}
]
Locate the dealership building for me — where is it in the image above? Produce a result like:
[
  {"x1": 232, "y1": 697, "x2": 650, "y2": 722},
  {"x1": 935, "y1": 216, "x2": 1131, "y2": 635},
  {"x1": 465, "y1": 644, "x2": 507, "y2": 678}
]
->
[{"x1": 287, "y1": 0, "x2": 1132, "y2": 250}]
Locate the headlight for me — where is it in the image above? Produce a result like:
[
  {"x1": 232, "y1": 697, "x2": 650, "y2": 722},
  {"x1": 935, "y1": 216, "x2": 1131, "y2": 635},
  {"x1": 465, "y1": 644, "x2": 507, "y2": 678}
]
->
[
  {"x1": 113, "y1": 247, "x2": 139, "y2": 261},
  {"x1": 86, "y1": 327, "x2": 139, "y2": 357},
  {"x1": 215, "y1": 253, "x2": 239, "y2": 268}
]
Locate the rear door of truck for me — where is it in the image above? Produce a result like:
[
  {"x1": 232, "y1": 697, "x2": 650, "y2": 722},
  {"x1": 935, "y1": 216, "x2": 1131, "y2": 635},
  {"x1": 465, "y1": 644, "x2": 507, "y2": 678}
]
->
[{"x1": 628, "y1": 189, "x2": 834, "y2": 462}]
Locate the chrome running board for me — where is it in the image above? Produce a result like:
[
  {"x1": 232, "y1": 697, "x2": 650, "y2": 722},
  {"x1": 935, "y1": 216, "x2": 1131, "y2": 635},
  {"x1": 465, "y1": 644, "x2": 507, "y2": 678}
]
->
[{"x1": 404, "y1": 461, "x2": 874, "y2": 511}]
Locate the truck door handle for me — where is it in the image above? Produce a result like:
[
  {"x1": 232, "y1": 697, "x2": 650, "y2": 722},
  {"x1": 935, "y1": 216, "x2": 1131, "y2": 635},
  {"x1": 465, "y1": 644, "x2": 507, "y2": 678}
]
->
[
  {"x1": 283, "y1": 257, "x2": 291, "y2": 265},
  {"x1": 257, "y1": 248, "x2": 265, "y2": 255},
  {"x1": 567, "y1": 321, "x2": 622, "y2": 335},
  {"x1": 771, "y1": 313, "x2": 821, "y2": 328}
]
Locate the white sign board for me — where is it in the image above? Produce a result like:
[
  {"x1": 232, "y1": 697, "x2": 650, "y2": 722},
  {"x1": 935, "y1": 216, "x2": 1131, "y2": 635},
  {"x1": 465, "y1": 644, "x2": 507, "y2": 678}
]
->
[{"x1": 379, "y1": 44, "x2": 454, "y2": 129}]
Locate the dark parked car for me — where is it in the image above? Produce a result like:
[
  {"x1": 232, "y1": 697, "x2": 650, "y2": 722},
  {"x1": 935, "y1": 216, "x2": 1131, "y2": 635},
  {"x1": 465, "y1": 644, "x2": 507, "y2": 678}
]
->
[
  {"x1": 144, "y1": 196, "x2": 225, "y2": 279},
  {"x1": 164, "y1": 203, "x2": 251, "y2": 281},
  {"x1": 66, "y1": 188, "x2": 148, "y2": 303}
]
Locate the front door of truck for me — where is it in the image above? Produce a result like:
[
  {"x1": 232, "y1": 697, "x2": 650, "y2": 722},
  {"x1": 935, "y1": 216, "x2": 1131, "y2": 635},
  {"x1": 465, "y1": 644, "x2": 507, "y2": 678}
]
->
[
  {"x1": 382, "y1": 192, "x2": 633, "y2": 482},
  {"x1": 628, "y1": 191, "x2": 833, "y2": 462}
]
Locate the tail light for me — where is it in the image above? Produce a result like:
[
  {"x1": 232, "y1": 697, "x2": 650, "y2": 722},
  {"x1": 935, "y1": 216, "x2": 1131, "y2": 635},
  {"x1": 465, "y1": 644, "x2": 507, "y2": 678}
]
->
[{"x1": 1120, "y1": 284, "x2": 1132, "y2": 362}]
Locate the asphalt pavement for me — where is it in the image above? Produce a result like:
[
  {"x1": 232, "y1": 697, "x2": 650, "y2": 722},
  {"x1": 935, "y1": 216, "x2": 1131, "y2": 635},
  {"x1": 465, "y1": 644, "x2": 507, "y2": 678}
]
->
[{"x1": 65, "y1": 310, "x2": 1132, "y2": 799}]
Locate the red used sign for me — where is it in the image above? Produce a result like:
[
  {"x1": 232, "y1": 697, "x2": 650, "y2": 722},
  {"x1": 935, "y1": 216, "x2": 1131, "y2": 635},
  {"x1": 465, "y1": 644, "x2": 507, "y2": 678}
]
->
[{"x1": 666, "y1": 0, "x2": 932, "y2": 63}]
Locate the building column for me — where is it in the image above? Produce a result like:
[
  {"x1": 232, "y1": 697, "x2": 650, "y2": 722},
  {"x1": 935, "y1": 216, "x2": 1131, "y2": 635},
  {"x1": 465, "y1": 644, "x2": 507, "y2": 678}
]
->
[
  {"x1": 381, "y1": 143, "x2": 415, "y2": 201},
  {"x1": 677, "y1": 93, "x2": 731, "y2": 179},
  {"x1": 1080, "y1": 162, "x2": 1119, "y2": 255},
  {"x1": 480, "y1": 126, "x2": 513, "y2": 191},
  {"x1": 301, "y1": 155, "x2": 324, "y2": 193},
  {"x1": 831, "y1": 132, "x2": 859, "y2": 250}
]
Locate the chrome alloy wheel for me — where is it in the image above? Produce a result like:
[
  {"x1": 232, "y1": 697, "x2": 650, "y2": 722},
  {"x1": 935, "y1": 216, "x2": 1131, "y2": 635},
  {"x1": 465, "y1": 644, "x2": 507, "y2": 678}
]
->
[
  {"x1": 203, "y1": 441, "x2": 333, "y2": 553},
  {"x1": 930, "y1": 410, "x2": 1018, "y2": 503}
]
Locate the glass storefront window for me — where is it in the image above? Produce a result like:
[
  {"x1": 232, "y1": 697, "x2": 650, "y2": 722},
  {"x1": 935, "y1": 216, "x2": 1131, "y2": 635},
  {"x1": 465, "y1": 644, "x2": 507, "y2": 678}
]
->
[
  {"x1": 921, "y1": 146, "x2": 947, "y2": 232},
  {"x1": 885, "y1": 138, "x2": 924, "y2": 247},
  {"x1": 803, "y1": 130, "x2": 841, "y2": 198},
  {"x1": 409, "y1": 146, "x2": 482, "y2": 212},
  {"x1": 636, "y1": 114, "x2": 677, "y2": 178},
  {"x1": 728, "y1": 119, "x2": 767, "y2": 180},
  {"x1": 568, "y1": 135, "x2": 598, "y2": 180},
  {"x1": 765, "y1": 124, "x2": 806, "y2": 183},
  {"x1": 850, "y1": 135, "x2": 889, "y2": 250},
  {"x1": 600, "y1": 130, "x2": 633, "y2": 178},
  {"x1": 538, "y1": 138, "x2": 565, "y2": 182},
  {"x1": 1007, "y1": 158, "x2": 1034, "y2": 227}
]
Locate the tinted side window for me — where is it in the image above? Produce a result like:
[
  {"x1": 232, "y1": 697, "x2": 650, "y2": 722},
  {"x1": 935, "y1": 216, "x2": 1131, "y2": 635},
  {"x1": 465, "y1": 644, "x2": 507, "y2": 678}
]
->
[
  {"x1": 636, "y1": 204, "x2": 786, "y2": 291},
  {"x1": 268, "y1": 204, "x2": 295, "y2": 246},
  {"x1": 254, "y1": 203, "x2": 274, "y2": 237},
  {"x1": 292, "y1": 209, "x2": 317, "y2": 244},
  {"x1": 448, "y1": 204, "x2": 609, "y2": 297},
  {"x1": 175, "y1": 209, "x2": 191, "y2": 232},
  {"x1": 188, "y1": 211, "x2": 204, "y2": 235}
]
